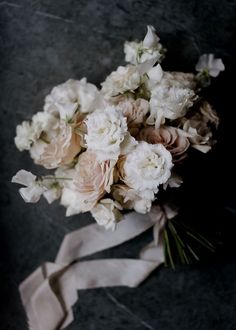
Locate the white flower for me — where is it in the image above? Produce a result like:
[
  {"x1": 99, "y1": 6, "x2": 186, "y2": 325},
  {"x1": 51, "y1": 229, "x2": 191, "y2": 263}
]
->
[
  {"x1": 12, "y1": 170, "x2": 45, "y2": 203},
  {"x1": 32, "y1": 111, "x2": 59, "y2": 140},
  {"x1": 133, "y1": 198, "x2": 152, "y2": 214},
  {"x1": 196, "y1": 54, "x2": 225, "y2": 77},
  {"x1": 85, "y1": 106, "x2": 128, "y2": 161},
  {"x1": 145, "y1": 64, "x2": 163, "y2": 90},
  {"x1": 147, "y1": 72, "x2": 196, "y2": 127},
  {"x1": 101, "y1": 65, "x2": 141, "y2": 97},
  {"x1": 14, "y1": 121, "x2": 35, "y2": 151},
  {"x1": 60, "y1": 188, "x2": 83, "y2": 216},
  {"x1": 124, "y1": 26, "x2": 163, "y2": 68},
  {"x1": 124, "y1": 41, "x2": 140, "y2": 64},
  {"x1": 15, "y1": 112, "x2": 59, "y2": 154},
  {"x1": 91, "y1": 199, "x2": 122, "y2": 230},
  {"x1": 44, "y1": 78, "x2": 100, "y2": 119},
  {"x1": 77, "y1": 78, "x2": 104, "y2": 113},
  {"x1": 121, "y1": 141, "x2": 173, "y2": 200}
]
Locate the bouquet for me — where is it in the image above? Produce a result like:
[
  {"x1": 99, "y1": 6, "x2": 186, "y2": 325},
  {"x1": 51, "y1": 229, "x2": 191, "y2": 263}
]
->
[
  {"x1": 12, "y1": 26, "x2": 225, "y2": 329},
  {"x1": 13, "y1": 25, "x2": 224, "y2": 260}
]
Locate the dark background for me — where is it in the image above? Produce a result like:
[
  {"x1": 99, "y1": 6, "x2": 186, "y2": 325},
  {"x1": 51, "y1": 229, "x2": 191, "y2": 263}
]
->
[{"x1": 1, "y1": 0, "x2": 236, "y2": 329}]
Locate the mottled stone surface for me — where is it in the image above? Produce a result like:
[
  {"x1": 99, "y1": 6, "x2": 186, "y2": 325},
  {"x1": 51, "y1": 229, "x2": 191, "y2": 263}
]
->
[{"x1": 1, "y1": 0, "x2": 236, "y2": 329}]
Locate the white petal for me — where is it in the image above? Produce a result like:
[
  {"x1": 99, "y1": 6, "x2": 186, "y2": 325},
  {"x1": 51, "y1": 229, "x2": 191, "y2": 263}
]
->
[
  {"x1": 19, "y1": 186, "x2": 44, "y2": 203},
  {"x1": 43, "y1": 188, "x2": 61, "y2": 204},
  {"x1": 12, "y1": 170, "x2": 36, "y2": 186},
  {"x1": 120, "y1": 133, "x2": 138, "y2": 155},
  {"x1": 143, "y1": 25, "x2": 160, "y2": 48}
]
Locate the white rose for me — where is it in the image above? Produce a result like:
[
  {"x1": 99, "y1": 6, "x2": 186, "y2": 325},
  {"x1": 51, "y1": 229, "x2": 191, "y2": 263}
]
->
[
  {"x1": 85, "y1": 106, "x2": 128, "y2": 161},
  {"x1": 121, "y1": 141, "x2": 173, "y2": 199},
  {"x1": 44, "y1": 78, "x2": 100, "y2": 119},
  {"x1": 14, "y1": 121, "x2": 35, "y2": 151},
  {"x1": 91, "y1": 199, "x2": 122, "y2": 230},
  {"x1": 101, "y1": 65, "x2": 141, "y2": 97}
]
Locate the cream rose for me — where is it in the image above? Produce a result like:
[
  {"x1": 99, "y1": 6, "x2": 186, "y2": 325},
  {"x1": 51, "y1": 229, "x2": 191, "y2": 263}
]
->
[
  {"x1": 38, "y1": 123, "x2": 81, "y2": 169},
  {"x1": 85, "y1": 106, "x2": 128, "y2": 161},
  {"x1": 180, "y1": 101, "x2": 219, "y2": 153},
  {"x1": 116, "y1": 98, "x2": 149, "y2": 136},
  {"x1": 139, "y1": 126, "x2": 190, "y2": 162},
  {"x1": 91, "y1": 198, "x2": 122, "y2": 230},
  {"x1": 62, "y1": 150, "x2": 115, "y2": 215},
  {"x1": 120, "y1": 141, "x2": 173, "y2": 200},
  {"x1": 101, "y1": 65, "x2": 141, "y2": 97}
]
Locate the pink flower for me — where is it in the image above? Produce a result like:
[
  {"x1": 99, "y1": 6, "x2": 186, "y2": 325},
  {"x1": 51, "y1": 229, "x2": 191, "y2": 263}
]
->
[
  {"x1": 117, "y1": 98, "x2": 149, "y2": 136},
  {"x1": 139, "y1": 126, "x2": 189, "y2": 162},
  {"x1": 38, "y1": 123, "x2": 81, "y2": 169},
  {"x1": 72, "y1": 151, "x2": 115, "y2": 211}
]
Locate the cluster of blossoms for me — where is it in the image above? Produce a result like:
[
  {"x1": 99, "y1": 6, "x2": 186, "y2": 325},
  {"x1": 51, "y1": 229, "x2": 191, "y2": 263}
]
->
[{"x1": 12, "y1": 26, "x2": 224, "y2": 230}]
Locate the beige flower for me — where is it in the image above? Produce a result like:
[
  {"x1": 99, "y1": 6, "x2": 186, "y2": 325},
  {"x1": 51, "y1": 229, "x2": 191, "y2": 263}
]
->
[
  {"x1": 117, "y1": 98, "x2": 149, "y2": 136},
  {"x1": 139, "y1": 126, "x2": 189, "y2": 162},
  {"x1": 112, "y1": 184, "x2": 152, "y2": 214},
  {"x1": 181, "y1": 101, "x2": 219, "y2": 153},
  {"x1": 38, "y1": 123, "x2": 81, "y2": 169},
  {"x1": 91, "y1": 198, "x2": 122, "y2": 230},
  {"x1": 72, "y1": 151, "x2": 115, "y2": 212}
]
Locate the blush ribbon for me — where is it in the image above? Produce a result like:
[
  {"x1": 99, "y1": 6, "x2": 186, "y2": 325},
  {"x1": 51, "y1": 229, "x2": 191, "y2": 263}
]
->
[{"x1": 20, "y1": 206, "x2": 168, "y2": 330}]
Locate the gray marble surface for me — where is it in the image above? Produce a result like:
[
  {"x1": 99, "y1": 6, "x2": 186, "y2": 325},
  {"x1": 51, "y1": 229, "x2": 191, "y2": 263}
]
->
[{"x1": 1, "y1": 0, "x2": 236, "y2": 329}]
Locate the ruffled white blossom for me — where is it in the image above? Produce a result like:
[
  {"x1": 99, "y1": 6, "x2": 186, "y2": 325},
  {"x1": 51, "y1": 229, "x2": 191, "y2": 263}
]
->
[
  {"x1": 196, "y1": 54, "x2": 225, "y2": 77},
  {"x1": 85, "y1": 106, "x2": 128, "y2": 161},
  {"x1": 147, "y1": 72, "x2": 196, "y2": 127},
  {"x1": 121, "y1": 141, "x2": 173, "y2": 200},
  {"x1": 101, "y1": 65, "x2": 141, "y2": 98},
  {"x1": 15, "y1": 121, "x2": 35, "y2": 151},
  {"x1": 91, "y1": 198, "x2": 122, "y2": 230},
  {"x1": 44, "y1": 78, "x2": 100, "y2": 119}
]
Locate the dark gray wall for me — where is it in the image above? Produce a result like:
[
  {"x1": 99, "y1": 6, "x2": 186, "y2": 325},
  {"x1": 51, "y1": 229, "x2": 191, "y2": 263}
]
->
[{"x1": 1, "y1": 1, "x2": 236, "y2": 329}]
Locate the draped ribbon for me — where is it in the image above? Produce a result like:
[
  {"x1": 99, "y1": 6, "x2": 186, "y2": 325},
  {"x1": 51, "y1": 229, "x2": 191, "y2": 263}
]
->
[{"x1": 19, "y1": 206, "x2": 169, "y2": 330}]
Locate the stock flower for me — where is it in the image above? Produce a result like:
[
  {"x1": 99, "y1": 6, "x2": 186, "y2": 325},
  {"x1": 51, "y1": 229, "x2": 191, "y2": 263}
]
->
[
  {"x1": 120, "y1": 141, "x2": 173, "y2": 200},
  {"x1": 85, "y1": 106, "x2": 128, "y2": 161},
  {"x1": 147, "y1": 72, "x2": 196, "y2": 127},
  {"x1": 196, "y1": 54, "x2": 225, "y2": 77},
  {"x1": 101, "y1": 65, "x2": 141, "y2": 97},
  {"x1": 15, "y1": 121, "x2": 35, "y2": 151},
  {"x1": 139, "y1": 126, "x2": 189, "y2": 162},
  {"x1": 44, "y1": 78, "x2": 100, "y2": 119},
  {"x1": 91, "y1": 198, "x2": 122, "y2": 230}
]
